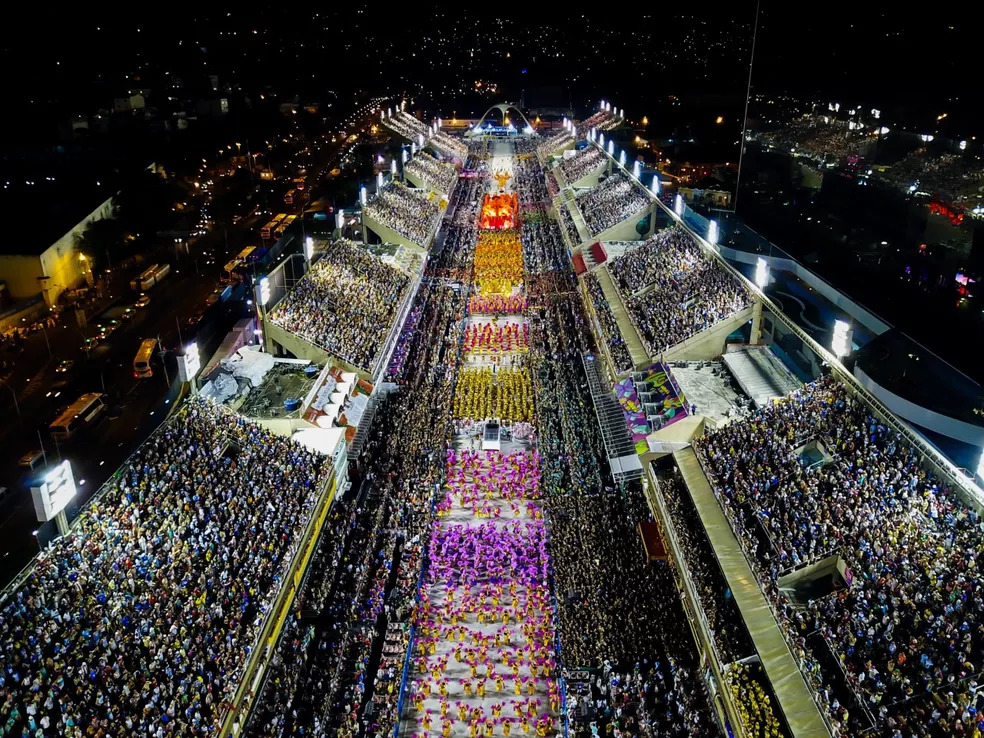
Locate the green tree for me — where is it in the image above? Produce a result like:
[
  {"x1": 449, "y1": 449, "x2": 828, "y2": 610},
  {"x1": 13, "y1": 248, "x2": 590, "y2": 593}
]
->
[{"x1": 76, "y1": 216, "x2": 128, "y2": 273}]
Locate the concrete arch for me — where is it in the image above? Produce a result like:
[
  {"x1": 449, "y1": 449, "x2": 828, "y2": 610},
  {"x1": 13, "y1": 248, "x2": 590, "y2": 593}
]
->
[{"x1": 471, "y1": 103, "x2": 535, "y2": 135}]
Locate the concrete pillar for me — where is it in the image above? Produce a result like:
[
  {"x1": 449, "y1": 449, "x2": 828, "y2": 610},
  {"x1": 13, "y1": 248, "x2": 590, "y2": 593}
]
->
[{"x1": 750, "y1": 299, "x2": 764, "y2": 345}]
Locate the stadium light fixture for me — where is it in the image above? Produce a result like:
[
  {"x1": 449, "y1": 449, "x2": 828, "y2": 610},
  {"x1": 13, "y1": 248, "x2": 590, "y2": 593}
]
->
[
  {"x1": 831, "y1": 320, "x2": 852, "y2": 359},
  {"x1": 607, "y1": 140, "x2": 614, "y2": 155},
  {"x1": 651, "y1": 175, "x2": 661, "y2": 195},
  {"x1": 259, "y1": 276, "x2": 271, "y2": 306},
  {"x1": 31, "y1": 459, "x2": 77, "y2": 528},
  {"x1": 402, "y1": 149, "x2": 409, "y2": 163},
  {"x1": 632, "y1": 160, "x2": 641, "y2": 179},
  {"x1": 674, "y1": 194, "x2": 684, "y2": 218},
  {"x1": 755, "y1": 257, "x2": 769, "y2": 288},
  {"x1": 599, "y1": 100, "x2": 605, "y2": 111},
  {"x1": 598, "y1": 133, "x2": 605, "y2": 148},
  {"x1": 388, "y1": 107, "x2": 393, "y2": 117},
  {"x1": 417, "y1": 133, "x2": 425, "y2": 147},
  {"x1": 377, "y1": 171, "x2": 384, "y2": 190},
  {"x1": 707, "y1": 219, "x2": 719, "y2": 245},
  {"x1": 438, "y1": 117, "x2": 442, "y2": 128},
  {"x1": 305, "y1": 235, "x2": 314, "y2": 261},
  {"x1": 960, "y1": 140, "x2": 968, "y2": 150},
  {"x1": 380, "y1": 110, "x2": 385, "y2": 120},
  {"x1": 335, "y1": 210, "x2": 344, "y2": 230},
  {"x1": 178, "y1": 342, "x2": 201, "y2": 383},
  {"x1": 411, "y1": 142, "x2": 417, "y2": 155},
  {"x1": 618, "y1": 150, "x2": 626, "y2": 167},
  {"x1": 391, "y1": 159, "x2": 397, "y2": 175},
  {"x1": 360, "y1": 186, "x2": 367, "y2": 206}
]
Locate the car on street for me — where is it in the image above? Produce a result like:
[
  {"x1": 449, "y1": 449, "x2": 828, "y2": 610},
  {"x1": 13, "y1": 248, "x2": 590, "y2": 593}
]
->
[
  {"x1": 96, "y1": 320, "x2": 119, "y2": 340},
  {"x1": 18, "y1": 450, "x2": 44, "y2": 470},
  {"x1": 120, "y1": 307, "x2": 136, "y2": 321},
  {"x1": 55, "y1": 359, "x2": 74, "y2": 374},
  {"x1": 136, "y1": 294, "x2": 151, "y2": 308},
  {"x1": 185, "y1": 309, "x2": 207, "y2": 329},
  {"x1": 81, "y1": 336, "x2": 100, "y2": 352}
]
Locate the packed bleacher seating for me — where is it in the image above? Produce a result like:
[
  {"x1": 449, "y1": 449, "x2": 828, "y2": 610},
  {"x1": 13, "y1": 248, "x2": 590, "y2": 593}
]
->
[
  {"x1": 657, "y1": 472, "x2": 754, "y2": 664},
  {"x1": 545, "y1": 169, "x2": 560, "y2": 198},
  {"x1": 609, "y1": 227, "x2": 697, "y2": 296},
  {"x1": 364, "y1": 181, "x2": 442, "y2": 245},
  {"x1": 584, "y1": 273, "x2": 633, "y2": 372},
  {"x1": 243, "y1": 215, "x2": 475, "y2": 738},
  {"x1": 0, "y1": 398, "x2": 328, "y2": 738},
  {"x1": 695, "y1": 376, "x2": 984, "y2": 735},
  {"x1": 572, "y1": 172, "x2": 650, "y2": 237},
  {"x1": 536, "y1": 130, "x2": 573, "y2": 160},
  {"x1": 269, "y1": 239, "x2": 410, "y2": 370},
  {"x1": 525, "y1": 225, "x2": 606, "y2": 498},
  {"x1": 432, "y1": 130, "x2": 468, "y2": 160},
  {"x1": 575, "y1": 109, "x2": 620, "y2": 139},
  {"x1": 611, "y1": 228, "x2": 750, "y2": 356},
  {"x1": 726, "y1": 663, "x2": 790, "y2": 738},
  {"x1": 557, "y1": 202, "x2": 581, "y2": 246},
  {"x1": 465, "y1": 139, "x2": 491, "y2": 171},
  {"x1": 550, "y1": 484, "x2": 722, "y2": 736},
  {"x1": 382, "y1": 110, "x2": 430, "y2": 142},
  {"x1": 515, "y1": 155, "x2": 550, "y2": 209},
  {"x1": 405, "y1": 152, "x2": 459, "y2": 195},
  {"x1": 560, "y1": 145, "x2": 606, "y2": 183},
  {"x1": 449, "y1": 178, "x2": 485, "y2": 228}
]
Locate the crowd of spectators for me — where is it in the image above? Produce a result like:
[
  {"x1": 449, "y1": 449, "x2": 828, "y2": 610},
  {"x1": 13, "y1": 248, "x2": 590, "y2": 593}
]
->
[
  {"x1": 575, "y1": 109, "x2": 619, "y2": 139},
  {"x1": 545, "y1": 170, "x2": 560, "y2": 199},
  {"x1": 609, "y1": 228, "x2": 750, "y2": 356},
  {"x1": 557, "y1": 203, "x2": 582, "y2": 246},
  {"x1": 515, "y1": 156, "x2": 550, "y2": 210},
  {"x1": 381, "y1": 111, "x2": 430, "y2": 142},
  {"x1": 243, "y1": 198, "x2": 476, "y2": 738},
  {"x1": 431, "y1": 130, "x2": 468, "y2": 160},
  {"x1": 523, "y1": 214, "x2": 606, "y2": 497},
  {"x1": 656, "y1": 472, "x2": 753, "y2": 665},
  {"x1": 550, "y1": 484, "x2": 721, "y2": 736},
  {"x1": 0, "y1": 398, "x2": 328, "y2": 737},
  {"x1": 572, "y1": 172, "x2": 650, "y2": 237},
  {"x1": 536, "y1": 130, "x2": 573, "y2": 160},
  {"x1": 364, "y1": 181, "x2": 442, "y2": 245},
  {"x1": 726, "y1": 663, "x2": 789, "y2": 738},
  {"x1": 269, "y1": 239, "x2": 410, "y2": 371},
  {"x1": 695, "y1": 377, "x2": 984, "y2": 736},
  {"x1": 560, "y1": 146, "x2": 606, "y2": 184},
  {"x1": 584, "y1": 273, "x2": 633, "y2": 372},
  {"x1": 406, "y1": 152, "x2": 459, "y2": 196},
  {"x1": 449, "y1": 178, "x2": 485, "y2": 229}
]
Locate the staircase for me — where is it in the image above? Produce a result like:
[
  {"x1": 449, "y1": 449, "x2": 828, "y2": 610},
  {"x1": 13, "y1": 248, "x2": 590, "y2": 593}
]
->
[
  {"x1": 581, "y1": 353, "x2": 643, "y2": 483},
  {"x1": 595, "y1": 268, "x2": 650, "y2": 368}
]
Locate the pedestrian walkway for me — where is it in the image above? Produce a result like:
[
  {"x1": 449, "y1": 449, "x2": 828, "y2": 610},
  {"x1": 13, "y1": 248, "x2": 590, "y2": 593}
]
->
[
  {"x1": 594, "y1": 267, "x2": 649, "y2": 367},
  {"x1": 672, "y1": 447, "x2": 831, "y2": 738}
]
